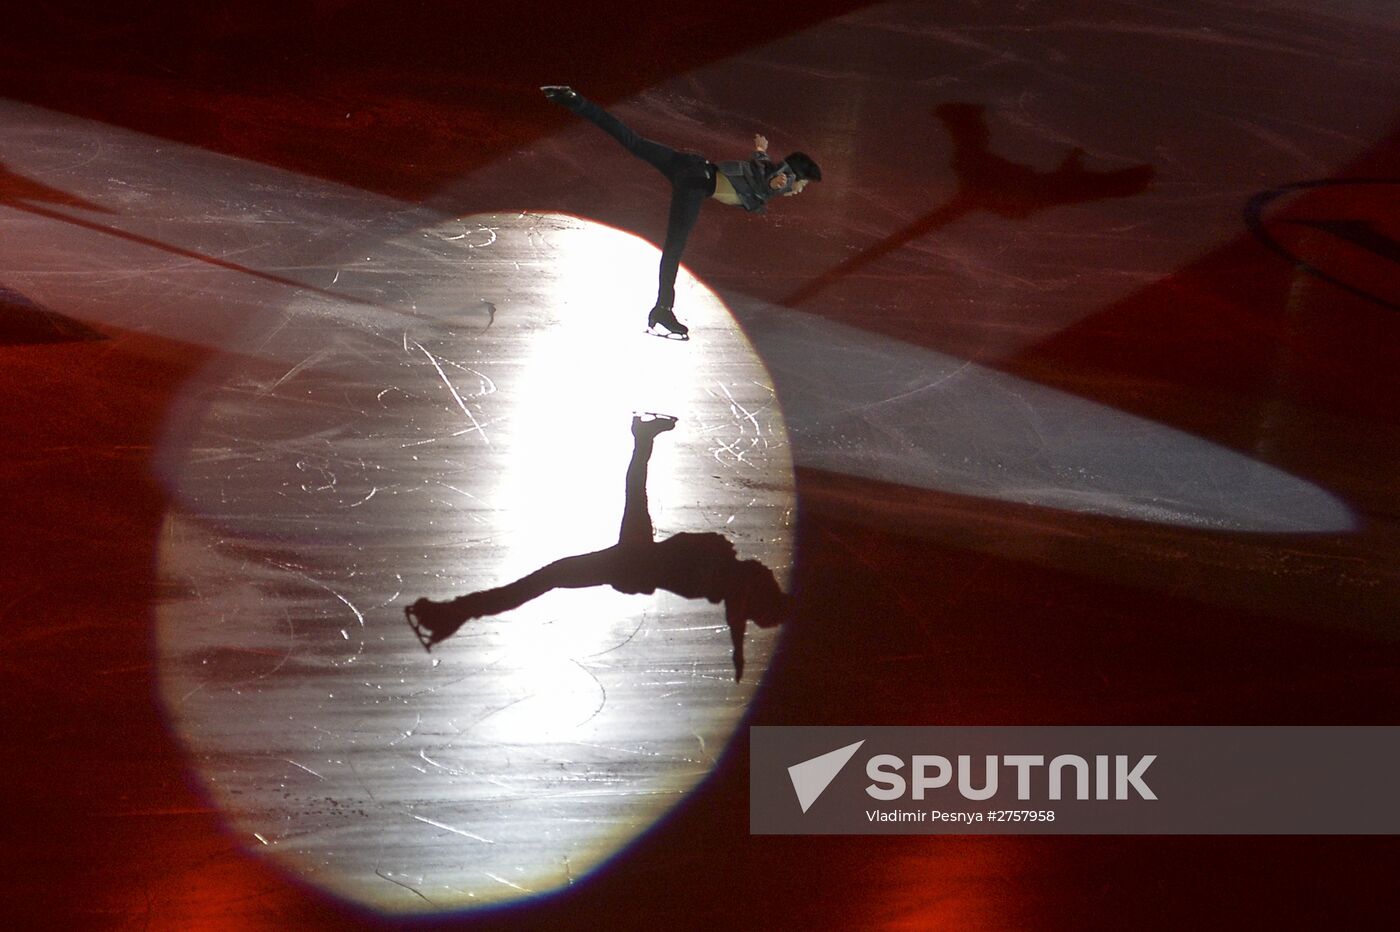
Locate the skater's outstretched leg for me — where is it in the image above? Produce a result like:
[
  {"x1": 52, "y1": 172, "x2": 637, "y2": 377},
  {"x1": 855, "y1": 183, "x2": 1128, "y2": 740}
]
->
[
  {"x1": 405, "y1": 549, "x2": 620, "y2": 651},
  {"x1": 542, "y1": 86, "x2": 683, "y2": 179}
]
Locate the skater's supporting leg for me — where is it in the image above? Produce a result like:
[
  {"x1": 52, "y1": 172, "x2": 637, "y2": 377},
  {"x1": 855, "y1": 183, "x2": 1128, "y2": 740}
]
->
[
  {"x1": 654, "y1": 184, "x2": 707, "y2": 314},
  {"x1": 619, "y1": 414, "x2": 675, "y2": 546}
]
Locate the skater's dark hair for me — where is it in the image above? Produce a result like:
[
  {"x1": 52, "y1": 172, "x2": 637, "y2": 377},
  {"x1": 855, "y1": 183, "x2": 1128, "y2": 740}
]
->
[
  {"x1": 784, "y1": 152, "x2": 822, "y2": 182},
  {"x1": 731, "y1": 559, "x2": 789, "y2": 628}
]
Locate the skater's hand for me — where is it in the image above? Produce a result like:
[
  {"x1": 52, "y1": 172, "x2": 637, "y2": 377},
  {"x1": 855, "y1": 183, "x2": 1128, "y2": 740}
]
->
[
  {"x1": 769, "y1": 172, "x2": 791, "y2": 191},
  {"x1": 753, "y1": 134, "x2": 768, "y2": 152}
]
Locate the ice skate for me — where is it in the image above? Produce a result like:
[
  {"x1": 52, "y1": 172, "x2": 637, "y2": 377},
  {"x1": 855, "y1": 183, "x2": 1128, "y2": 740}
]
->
[
  {"x1": 405, "y1": 597, "x2": 469, "y2": 651},
  {"x1": 540, "y1": 85, "x2": 583, "y2": 110},
  {"x1": 646, "y1": 303, "x2": 690, "y2": 339},
  {"x1": 632, "y1": 412, "x2": 678, "y2": 440}
]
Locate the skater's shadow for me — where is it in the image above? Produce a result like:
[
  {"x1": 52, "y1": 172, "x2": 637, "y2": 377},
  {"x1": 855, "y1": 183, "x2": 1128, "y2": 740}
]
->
[
  {"x1": 405, "y1": 415, "x2": 789, "y2": 680},
  {"x1": 784, "y1": 102, "x2": 1155, "y2": 305}
]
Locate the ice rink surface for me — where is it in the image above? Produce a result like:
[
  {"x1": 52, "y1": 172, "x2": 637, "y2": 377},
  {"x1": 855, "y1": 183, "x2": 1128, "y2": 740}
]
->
[{"x1": 2, "y1": 1, "x2": 1399, "y2": 927}]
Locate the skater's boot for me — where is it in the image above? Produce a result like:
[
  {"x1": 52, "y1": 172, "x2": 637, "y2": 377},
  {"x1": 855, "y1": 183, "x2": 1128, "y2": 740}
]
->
[
  {"x1": 647, "y1": 304, "x2": 690, "y2": 338},
  {"x1": 540, "y1": 85, "x2": 584, "y2": 111},
  {"x1": 631, "y1": 412, "x2": 678, "y2": 440},
  {"x1": 405, "y1": 597, "x2": 470, "y2": 650}
]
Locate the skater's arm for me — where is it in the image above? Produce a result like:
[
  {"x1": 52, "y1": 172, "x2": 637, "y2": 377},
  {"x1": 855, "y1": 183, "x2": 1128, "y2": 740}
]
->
[
  {"x1": 752, "y1": 134, "x2": 776, "y2": 167},
  {"x1": 726, "y1": 600, "x2": 747, "y2": 682},
  {"x1": 749, "y1": 136, "x2": 796, "y2": 192}
]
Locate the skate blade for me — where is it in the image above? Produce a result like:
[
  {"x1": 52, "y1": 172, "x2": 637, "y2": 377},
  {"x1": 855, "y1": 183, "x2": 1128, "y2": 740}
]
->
[
  {"x1": 404, "y1": 606, "x2": 434, "y2": 652},
  {"x1": 644, "y1": 327, "x2": 690, "y2": 341}
]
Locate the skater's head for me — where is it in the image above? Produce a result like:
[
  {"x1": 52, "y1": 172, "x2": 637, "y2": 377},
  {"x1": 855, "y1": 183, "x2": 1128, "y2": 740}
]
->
[
  {"x1": 727, "y1": 560, "x2": 789, "y2": 628},
  {"x1": 781, "y1": 152, "x2": 822, "y2": 195}
]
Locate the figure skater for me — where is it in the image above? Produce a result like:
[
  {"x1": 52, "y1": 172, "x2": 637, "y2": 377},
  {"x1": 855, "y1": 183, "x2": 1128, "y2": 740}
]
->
[
  {"x1": 541, "y1": 85, "x2": 821, "y2": 338},
  {"x1": 405, "y1": 414, "x2": 788, "y2": 680}
]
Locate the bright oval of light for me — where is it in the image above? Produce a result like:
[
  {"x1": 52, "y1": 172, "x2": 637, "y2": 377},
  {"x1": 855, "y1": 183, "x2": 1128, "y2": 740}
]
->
[{"x1": 155, "y1": 214, "x2": 795, "y2": 914}]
